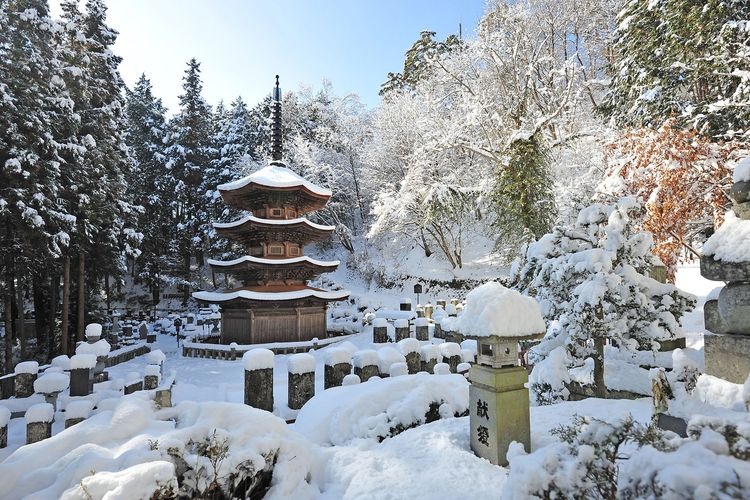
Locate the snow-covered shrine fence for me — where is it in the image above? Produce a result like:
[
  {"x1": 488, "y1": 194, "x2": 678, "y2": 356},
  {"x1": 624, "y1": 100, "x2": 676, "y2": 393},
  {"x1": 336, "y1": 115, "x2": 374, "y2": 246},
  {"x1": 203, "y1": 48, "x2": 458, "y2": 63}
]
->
[
  {"x1": 0, "y1": 342, "x2": 151, "y2": 400},
  {"x1": 180, "y1": 333, "x2": 359, "y2": 359}
]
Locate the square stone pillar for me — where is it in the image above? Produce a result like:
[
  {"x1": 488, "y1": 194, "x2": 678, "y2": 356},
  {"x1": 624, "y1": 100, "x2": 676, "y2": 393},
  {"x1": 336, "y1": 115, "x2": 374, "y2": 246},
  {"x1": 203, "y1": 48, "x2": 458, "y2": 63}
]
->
[
  {"x1": 244, "y1": 367, "x2": 274, "y2": 411},
  {"x1": 469, "y1": 365, "x2": 530, "y2": 467},
  {"x1": 324, "y1": 362, "x2": 352, "y2": 389},
  {"x1": 69, "y1": 368, "x2": 91, "y2": 397}
]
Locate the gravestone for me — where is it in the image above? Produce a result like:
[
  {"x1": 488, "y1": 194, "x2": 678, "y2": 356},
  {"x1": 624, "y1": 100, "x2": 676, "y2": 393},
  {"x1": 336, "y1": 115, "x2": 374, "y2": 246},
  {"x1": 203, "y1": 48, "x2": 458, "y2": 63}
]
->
[
  {"x1": 372, "y1": 318, "x2": 389, "y2": 343},
  {"x1": 288, "y1": 353, "x2": 315, "y2": 410},
  {"x1": 394, "y1": 319, "x2": 410, "y2": 341},
  {"x1": 243, "y1": 349, "x2": 274, "y2": 412},
  {"x1": 14, "y1": 361, "x2": 39, "y2": 398},
  {"x1": 353, "y1": 350, "x2": 379, "y2": 382},
  {"x1": 324, "y1": 348, "x2": 352, "y2": 389}
]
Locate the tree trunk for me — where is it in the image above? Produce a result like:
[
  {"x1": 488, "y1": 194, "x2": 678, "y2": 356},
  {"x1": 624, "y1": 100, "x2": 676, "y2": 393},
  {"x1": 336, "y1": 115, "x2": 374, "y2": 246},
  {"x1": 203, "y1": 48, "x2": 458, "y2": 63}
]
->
[
  {"x1": 183, "y1": 252, "x2": 191, "y2": 305},
  {"x1": 76, "y1": 252, "x2": 85, "y2": 343},
  {"x1": 3, "y1": 255, "x2": 15, "y2": 374},
  {"x1": 33, "y1": 273, "x2": 48, "y2": 358},
  {"x1": 15, "y1": 276, "x2": 25, "y2": 359},
  {"x1": 593, "y1": 337, "x2": 606, "y2": 399},
  {"x1": 61, "y1": 255, "x2": 70, "y2": 356},
  {"x1": 104, "y1": 273, "x2": 111, "y2": 312},
  {"x1": 48, "y1": 274, "x2": 57, "y2": 359}
]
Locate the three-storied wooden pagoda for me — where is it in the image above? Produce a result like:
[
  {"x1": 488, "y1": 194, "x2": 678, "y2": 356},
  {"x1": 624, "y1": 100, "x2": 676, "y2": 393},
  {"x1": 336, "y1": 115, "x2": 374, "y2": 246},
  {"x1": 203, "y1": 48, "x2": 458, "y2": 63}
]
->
[{"x1": 193, "y1": 76, "x2": 349, "y2": 344}]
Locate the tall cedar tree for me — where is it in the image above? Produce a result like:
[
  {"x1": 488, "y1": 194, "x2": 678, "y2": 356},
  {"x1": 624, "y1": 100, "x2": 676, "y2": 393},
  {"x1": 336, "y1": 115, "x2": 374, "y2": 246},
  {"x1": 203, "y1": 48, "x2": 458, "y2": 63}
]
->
[
  {"x1": 124, "y1": 75, "x2": 171, "y2": 307},
  {"x1": 165, "y1": 59, "x2": 216, "y2": 303}
]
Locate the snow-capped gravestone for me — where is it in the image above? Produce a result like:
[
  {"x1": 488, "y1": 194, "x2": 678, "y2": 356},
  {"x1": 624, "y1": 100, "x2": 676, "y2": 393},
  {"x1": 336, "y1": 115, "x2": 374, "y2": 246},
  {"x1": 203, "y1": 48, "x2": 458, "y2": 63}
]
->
[
  {"x1": 69, "y1": 354, "x2": 96, "y2": 397},
  {"x1": 25, "y1": 403, "x2": 54, "y2": 444},
  {"x1": 288, "y1": 353, "x2": 315, "y2": 410},
  {"x1": 14, "y1": 361, "x2": 39, "y2": 398},
  {"x1": 0, "y1": 406, "x2": 9, "y2": 448},
  {"x1": 243, "y1": 349, "x2": 274, "y2": 412},
  {"x1": 456, "y1": 282, "x2": 545, "y2": 467},
  {"x1": 701, "y1": 157, "x2": 750, "y2": 384},
  {"x1": 324, "y1": 348, "x2": 352, "y2": 389}
]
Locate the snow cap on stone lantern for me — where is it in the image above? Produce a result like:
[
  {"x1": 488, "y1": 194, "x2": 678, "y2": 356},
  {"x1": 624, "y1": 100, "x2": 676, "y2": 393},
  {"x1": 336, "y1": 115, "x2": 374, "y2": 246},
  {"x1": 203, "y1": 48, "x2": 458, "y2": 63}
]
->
[{"x1": 455, "y1": 282, "x2": 545, "y2": 368}]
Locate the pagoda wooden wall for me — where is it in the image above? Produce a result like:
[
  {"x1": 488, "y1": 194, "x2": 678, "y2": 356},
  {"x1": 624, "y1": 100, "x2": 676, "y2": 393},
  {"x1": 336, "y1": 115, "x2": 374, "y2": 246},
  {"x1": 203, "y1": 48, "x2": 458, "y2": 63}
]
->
[{"x1": 220, "y1": 304, "x2": 327, "y2": 344}]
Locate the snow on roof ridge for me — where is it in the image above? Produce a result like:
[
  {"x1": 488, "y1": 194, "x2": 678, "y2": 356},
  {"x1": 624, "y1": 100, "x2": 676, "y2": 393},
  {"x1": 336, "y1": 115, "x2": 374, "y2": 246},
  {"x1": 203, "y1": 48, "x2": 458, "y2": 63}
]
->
[
  {"x1": 218, "y1": 162, "x2": 332, "y2": 197},
  {"x1": 213, "y1": 214, "x2": 335, "y2": 232},
  {"x1": 207, "y1": 255, "x2": 340, "y2": 268},
  {"x1": 193, "y1": 288, "x2": 350, "y2": 303}
]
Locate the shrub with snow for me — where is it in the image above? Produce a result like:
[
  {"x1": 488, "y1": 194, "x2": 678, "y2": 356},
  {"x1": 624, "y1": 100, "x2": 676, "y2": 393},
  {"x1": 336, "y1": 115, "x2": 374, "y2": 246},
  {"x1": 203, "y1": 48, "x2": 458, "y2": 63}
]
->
[
  {"x1": 513, "y1": 198, "x2": 695, "y2": 401},
  {"x1": 0, "y1": 398, "x2": 317, "y2": 499}
]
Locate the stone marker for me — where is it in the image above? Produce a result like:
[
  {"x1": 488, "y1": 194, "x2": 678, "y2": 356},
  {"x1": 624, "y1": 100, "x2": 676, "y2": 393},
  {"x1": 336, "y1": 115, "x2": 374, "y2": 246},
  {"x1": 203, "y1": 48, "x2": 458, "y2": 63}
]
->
[
  {"x1": 243, "y1": 349, "x2": 274, "y2": 412},
  {"x1": 372, "y1": 318, "x2": 389, "y2": 343},
  {"x1": 64, "y1": 400, "x2": 93, "y2": 429},
  {"x1": 399, "y1": 298, "x2": 412, "y2": 311},
  {"x1": 288, "y1": 353, "x2": 315, "y2": 410},
  {"x1": 25, "y1": 403, "x2": 54, "y2": 444},
  {"x1": 440, "y1": 342, "x2": 462, "y2": 373},
  {"x1": 353, "y1": 350, "x2": 379, "y2": 382},
  {"x1": 394, "y1": 319, "x2": 410, "y2": 342},
  {"x1": 324, "y1": 348, "x2": 352, "y2": 389},
  {"x1": 139, "y1": 322, "x2": 149, "y2": 340},
  {"x1": 398, "y1": 338, "x2": 421, "y2": 374},
  {"x1": 33, "y1": 372, "x2": 70, "y2": 410},
  {"x1": 69, "y1": 354, "x2": 96, "y2": 397},
  {"x1": 143, "y1": 364, "x2": 161, "y2": 390},
  {"x1": 14, "y1": 361, "x2": 39, "y2": 398},
  {"x1": 420, "y1": 344, "x2": 440, "y2": 374},
  {"x1": 414, "y1": 318, "x2": 429, "y2": 341},
  {"x1": 124, "y1": 372, "x2": 143, "y2": 395}
]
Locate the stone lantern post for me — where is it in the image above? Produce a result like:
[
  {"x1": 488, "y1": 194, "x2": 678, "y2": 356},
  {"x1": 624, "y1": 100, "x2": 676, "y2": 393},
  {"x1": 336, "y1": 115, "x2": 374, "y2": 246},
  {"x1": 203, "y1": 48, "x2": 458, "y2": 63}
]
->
[{"x1": 456, "y1": 281, "x2": 546, "y2": 467}]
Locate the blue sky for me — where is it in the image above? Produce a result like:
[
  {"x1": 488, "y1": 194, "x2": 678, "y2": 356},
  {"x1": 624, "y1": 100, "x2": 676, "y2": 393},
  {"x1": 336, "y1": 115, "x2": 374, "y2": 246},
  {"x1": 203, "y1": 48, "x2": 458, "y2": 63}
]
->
[{"x1": 58, "y1": 0, "x2": 486, "y2": 112}]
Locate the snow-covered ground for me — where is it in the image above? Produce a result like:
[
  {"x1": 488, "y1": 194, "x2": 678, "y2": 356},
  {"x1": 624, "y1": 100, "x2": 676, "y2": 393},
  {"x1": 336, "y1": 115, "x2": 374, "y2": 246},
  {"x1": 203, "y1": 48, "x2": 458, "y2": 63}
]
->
[{"x1": 1, "y1": 263, "x2": 748, "y2": 498}]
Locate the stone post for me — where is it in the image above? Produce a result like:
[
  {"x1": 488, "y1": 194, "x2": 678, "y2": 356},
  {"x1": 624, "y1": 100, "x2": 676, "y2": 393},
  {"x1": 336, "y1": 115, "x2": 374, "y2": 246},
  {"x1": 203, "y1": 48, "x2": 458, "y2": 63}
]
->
[
  {"x1": 243, "y1": 349, "x2": 274, "y2": 412},
  {"x1": 0, "y1": 407, "x2": 9, "y2": 448},
  {"x1": 414, "y1": 318, "x2": 429, "y2": 341},
  {"x1": 436, "y1": 299, "x2": 447, "y2": 309},
  {"x1": 64, "y1": 400, "x2": 93, "y2": 429},
  {"x1": 124, "y1": 372, "x2": 143, "y2": 395},
  {"x1": 440, "y1": 342, "x2": 462, "y2": 373},
  {"x1": 423, "y1": 303, "x2": 434, "y2": 319},
  {"x1": 420, "y1": 345, "x2": 440, "y2": 374},
  {"x1": 25, "y1": 403, "x2": 54, "y2": 444},
  {"x1": 342, "y1": 374, "x2": 360, "y2": 386},
  {"x1": 394, "y1": 319, "x2": 410, "y2": 341},
  {"x1": 324, "y1": 348, "x2": 352, "y2": 389},
  {"x1": 398, "y1": 338, "x2": 421, "y2": 374},
  {"x1": 69, "y1": 354, "x2": 96, "y2": 397},
  {"x1": 143, "y1": 364, "x2": 161, "y2": 390},
  {"x1": 138, "y1": 321, "x2": 149, "y2": 340},
  {"x1": 229, "y1": 342, "x2": 238, "y2": 361},
  {"x1": 146, "y1": 350, "x2": 166, "y2": 376},
  {"x1": 700, "y1": 159, "x2": 750, "y2": 383},
  {"x1": 372, "y1": 318, "x2": 389, "y2": 343},
  {"x1": 399, "y1": 298, "x2": 412, "y2": 311},
  {"x1": 353, "y1": 350, "x2": 379, "y2": 382},
  {"x1": 287, "y1": 353, "x2": 315, "y2": 410},
  {"x1": 389, "y1": 362, "x2": 408, "y2": 377},
  {"x1": 14, "y1": 361, "x2": 39, "y2": 398},
  {"x1": 33, "y1": 372, "x2": 70, "y2": 410},
  {"x1": 416, "y1": 306, "x2": 425, "y2": 318}
]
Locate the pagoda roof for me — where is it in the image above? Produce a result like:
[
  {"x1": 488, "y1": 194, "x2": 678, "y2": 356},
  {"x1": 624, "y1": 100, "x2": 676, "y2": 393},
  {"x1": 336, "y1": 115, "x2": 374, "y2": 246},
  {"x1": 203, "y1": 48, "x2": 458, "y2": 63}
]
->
[
  {"x1": 218, "y1": 163, "x2": 331, "y2": 213},
  {"x1": 193, "y1": 285, "x2": 349, "y2": 303},
  {"x1": 208, "y1": 255, "x2": 340, "y2": 270},
  {"x1": 214, "y1": 214, "x2": 335, "y2": 232}
]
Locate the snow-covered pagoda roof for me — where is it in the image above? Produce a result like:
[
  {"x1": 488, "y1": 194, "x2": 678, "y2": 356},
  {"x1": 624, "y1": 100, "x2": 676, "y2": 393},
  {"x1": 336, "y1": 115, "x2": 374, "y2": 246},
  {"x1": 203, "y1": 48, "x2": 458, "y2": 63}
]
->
[
  {"x1": 207, "y1": 255, "x2": 340, "y2": 269},
  {"x1": 213, "y1": 214, "x2": 334, "y2": 232},
  {"x1": 218, "y1": 163, "x2": 332, "y2": 197},
  {"x1": 193, "y1": 286, "x2": 350, "y2": 304}
]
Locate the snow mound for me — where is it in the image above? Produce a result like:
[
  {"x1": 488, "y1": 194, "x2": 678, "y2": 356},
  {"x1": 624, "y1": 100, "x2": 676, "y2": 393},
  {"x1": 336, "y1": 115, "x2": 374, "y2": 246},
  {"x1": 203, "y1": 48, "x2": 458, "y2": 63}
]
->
[
  {"x1": 372, "y1": 318, "x2": 388, "y2": 328},
  {"x1": 439, "y1": 342, "x2": 461, "y2": 358},
  {"x1": 0, "y1": 398, "x2": 318, "y2": 499},
  {"x1": 51, "y1": 355, "x2": 70, "y2": 370},
  {"x1": 145, "y1": 349, "x2": 166, "y2": 365},
  {"x1": 420, "y1": 344, "x2": 440, "y2": 362},
  {"x1": 342, "y1": 374, "x2": 360, "y2": 386},
  {"x1": 353, "y1": 350, "x2": 378, "y2": 368},
  {"x1": 33, "y1": 373, "x2": 70, "y2": 394},
  {"x1": 455, "y1": 282, "x2": 545, "y2": 337},
  {"x1": 75, "y1": 339, "x2": 111, "y2": 357},
  {"x1": 324, "y1": 347, "x2": 352, "y2": 366},
  {"x1": 25, "y1": 402, "x2": 54, "y2": 423},
  {"x1": 433, "y1": 363, "x2": 451, "y2": 375},
  {"x1": 85, "y1": 323, "x2": 102, "y2": 339},
  {"x1": 288, "y1": 353, "x2": 316, "y2": 374},
  {"x1": 703, "y1": 212, "x2": 750, "y2": 263},
  {"x1": 414, "y1": 317, "x2": 429, "y2": 327},
  {"x1": 397, "y1": 338, "x2": 420, "y2": 355},
  {"x1": 64, "y1": 400, "x2": 94, "y2": 420},
  {"x1": 389, "y1": 362, "x2": 408, "y2": 377},
  {"x1": 377, "y1": 347, "x2": 406, "y2": 373},
  {"x1": 394, "y1": 318, "x2": 409, "y2": 328},
  {"x1": 14, "y1": 361, "x2": 39, "y2": 375},
  {"x1": 63, "y1": 461, "x2": 178, "y2": 500},
  {"x1": 242, "y1": 348, "x2": 274, "y2": 371},
  {"x1": 733, "y1": 156, "x2": 750, "y2": 183},
  {"x1": 294, "y1": 373, "x2": 469, "y2": 446}
]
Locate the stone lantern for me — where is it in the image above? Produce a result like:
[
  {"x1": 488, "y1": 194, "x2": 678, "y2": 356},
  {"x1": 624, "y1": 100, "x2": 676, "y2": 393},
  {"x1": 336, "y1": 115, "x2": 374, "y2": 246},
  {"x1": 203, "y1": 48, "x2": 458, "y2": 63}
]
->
[{"x1": 455, "y1": 282, "x2": 546, "y2": 467}]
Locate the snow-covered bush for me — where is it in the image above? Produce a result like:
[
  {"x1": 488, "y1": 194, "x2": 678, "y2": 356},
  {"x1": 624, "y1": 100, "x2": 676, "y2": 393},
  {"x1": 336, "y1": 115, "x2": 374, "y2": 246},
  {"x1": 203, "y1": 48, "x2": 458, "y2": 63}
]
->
[
  {"x1": 513, "y1": 198, "x2": 695, "y2": 401},
  {"x1": 504, "y1": 414, "x2": 750, "y2": 499}
]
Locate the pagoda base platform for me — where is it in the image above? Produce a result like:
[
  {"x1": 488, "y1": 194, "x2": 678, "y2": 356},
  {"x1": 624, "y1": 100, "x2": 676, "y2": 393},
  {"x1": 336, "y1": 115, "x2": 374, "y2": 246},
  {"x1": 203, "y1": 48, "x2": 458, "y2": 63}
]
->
[{"x1": 220, "y1": 302, "x2": 327, "y2": 345}]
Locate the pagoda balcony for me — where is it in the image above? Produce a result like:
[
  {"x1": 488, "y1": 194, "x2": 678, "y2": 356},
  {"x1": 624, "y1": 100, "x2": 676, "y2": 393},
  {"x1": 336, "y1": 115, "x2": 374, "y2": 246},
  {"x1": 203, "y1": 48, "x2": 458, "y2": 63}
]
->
[
  {"x1": 208, "y1": 255, "x2": 340, "y2": 283},
  {"x1": 214, "y1": 214, "x2": 335, "y2": 246}
]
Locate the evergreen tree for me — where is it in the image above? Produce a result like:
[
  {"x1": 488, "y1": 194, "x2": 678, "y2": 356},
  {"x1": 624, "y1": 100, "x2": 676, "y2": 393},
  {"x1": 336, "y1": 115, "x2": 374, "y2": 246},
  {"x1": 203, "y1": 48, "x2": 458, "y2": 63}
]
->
[
  {"x1": 512, "y1": 198, "x2": 695, "y2": 402},
  {"x1": 124, "y1": 74, "x2": 171, "y2": 307},
  {"x1": 380, "y1": 30, "x2": 461, "y2": 96},
  {"x1": 0, "y1": 0, "x2": 78, "y2": 365},
  {"x1": 491, "y1": 135, "x2": 557, "y2": 247},
  {"x1": 164, "y1": 58, "x2": 216, "y2": 302},
  {"x1": 607, "y1": 0, "x2": 750, "y2": 139}
]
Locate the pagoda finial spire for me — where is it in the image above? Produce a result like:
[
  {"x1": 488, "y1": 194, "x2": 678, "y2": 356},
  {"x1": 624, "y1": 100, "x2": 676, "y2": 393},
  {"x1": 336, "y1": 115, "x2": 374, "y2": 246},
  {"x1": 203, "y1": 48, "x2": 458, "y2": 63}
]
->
[{"x1": 271, "y1": 75, "x2": 282, "y2": 162}]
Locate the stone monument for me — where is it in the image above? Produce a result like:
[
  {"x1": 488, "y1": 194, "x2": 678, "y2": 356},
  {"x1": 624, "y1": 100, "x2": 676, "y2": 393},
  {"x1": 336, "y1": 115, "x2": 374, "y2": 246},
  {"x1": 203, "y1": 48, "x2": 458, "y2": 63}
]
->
[
  {"x1": 457, "y1": 281, "x2": 546, "y2": 466},
  {"x1": 700, "y1": 156, "x2": 750, "y2": 384}
]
